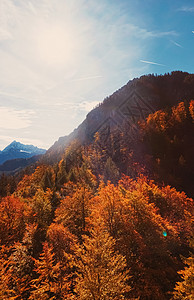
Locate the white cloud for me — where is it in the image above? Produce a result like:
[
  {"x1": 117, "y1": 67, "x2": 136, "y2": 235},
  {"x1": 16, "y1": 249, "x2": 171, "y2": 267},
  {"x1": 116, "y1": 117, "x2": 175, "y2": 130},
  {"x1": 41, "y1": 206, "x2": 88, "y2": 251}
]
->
[
  {"x1": 0, "y1": 0, "x2": 176, "y2": 149},
  {"x1": 0, "y1": 107, "x2": 34, "y2": 129},
  {"x1": 0, "y1": 0, "x2": 164, "y2": 103}
]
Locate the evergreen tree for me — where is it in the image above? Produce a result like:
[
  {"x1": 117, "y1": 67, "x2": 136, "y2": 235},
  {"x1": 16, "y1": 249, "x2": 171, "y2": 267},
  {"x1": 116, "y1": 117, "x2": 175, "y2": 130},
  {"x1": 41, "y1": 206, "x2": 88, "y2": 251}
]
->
[{"x1": 103, "y1": 157, "x2": 120, "y2": 184}]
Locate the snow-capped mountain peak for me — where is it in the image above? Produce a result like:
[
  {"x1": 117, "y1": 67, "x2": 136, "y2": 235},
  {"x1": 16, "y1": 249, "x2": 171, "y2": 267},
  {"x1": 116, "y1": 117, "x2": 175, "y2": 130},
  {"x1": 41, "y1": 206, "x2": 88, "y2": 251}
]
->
[{"x1": 0, "y1": 141, "x2": 46, "y2": 165}]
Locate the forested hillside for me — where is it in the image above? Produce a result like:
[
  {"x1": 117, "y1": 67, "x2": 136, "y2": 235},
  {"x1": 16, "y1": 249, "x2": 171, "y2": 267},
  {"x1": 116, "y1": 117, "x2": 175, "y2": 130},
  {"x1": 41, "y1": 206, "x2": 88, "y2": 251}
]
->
[
  {"x1": 45, "y1": 71, "x2": 194, "y2": 164},
  {"x1": 0, "y1": 73, "x2": 193, "y2": 299}
]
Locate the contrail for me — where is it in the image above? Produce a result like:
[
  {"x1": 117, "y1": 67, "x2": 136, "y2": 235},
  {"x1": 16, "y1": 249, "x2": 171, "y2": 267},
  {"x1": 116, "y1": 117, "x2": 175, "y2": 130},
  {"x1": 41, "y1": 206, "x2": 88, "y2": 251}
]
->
[
  {"x1": 170, "y1": 40, "x2": 183, "y2": 48},
  {"x1": 140, "y1": 60, "x2": 165, "y2": 66}
]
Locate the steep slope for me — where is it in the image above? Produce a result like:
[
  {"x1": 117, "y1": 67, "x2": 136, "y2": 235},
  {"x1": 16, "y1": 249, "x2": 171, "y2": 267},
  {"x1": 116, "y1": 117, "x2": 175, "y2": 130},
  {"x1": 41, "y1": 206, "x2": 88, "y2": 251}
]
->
[{"x1": 45, "y1": 71, "x2": 194, "y2": 163}]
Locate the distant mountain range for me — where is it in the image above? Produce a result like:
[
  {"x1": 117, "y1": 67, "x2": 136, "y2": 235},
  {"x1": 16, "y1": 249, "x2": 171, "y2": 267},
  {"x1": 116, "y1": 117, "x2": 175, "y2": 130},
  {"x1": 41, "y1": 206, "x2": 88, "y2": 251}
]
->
[
  {"x1": 2, "y1": 71, "x2": 194, "y2": 175},
  {"x1": 0, "y1": 141, "x2": 46, "y2": 172},
  {"x1": 0, "y1": 155, "x2": 43, "y2": 174}
]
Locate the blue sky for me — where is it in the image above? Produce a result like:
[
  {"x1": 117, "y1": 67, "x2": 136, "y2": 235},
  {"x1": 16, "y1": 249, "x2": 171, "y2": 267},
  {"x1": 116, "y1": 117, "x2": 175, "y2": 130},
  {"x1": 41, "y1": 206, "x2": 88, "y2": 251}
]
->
[{"x1": 0, "y1": 0, "x2": 193, "y2": 150}]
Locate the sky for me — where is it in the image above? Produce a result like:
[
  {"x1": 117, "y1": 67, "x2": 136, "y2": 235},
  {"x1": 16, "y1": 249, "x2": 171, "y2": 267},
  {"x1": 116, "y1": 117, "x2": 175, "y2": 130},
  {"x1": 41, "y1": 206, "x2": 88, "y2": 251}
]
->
[{"x1": 0, "y1": 0, "x2": 194, "y2": 150}]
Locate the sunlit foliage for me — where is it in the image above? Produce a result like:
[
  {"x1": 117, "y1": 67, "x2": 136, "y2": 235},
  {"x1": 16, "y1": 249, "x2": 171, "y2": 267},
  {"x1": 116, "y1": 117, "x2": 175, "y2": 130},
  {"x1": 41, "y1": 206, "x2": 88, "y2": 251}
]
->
[
  {"x1": 172, "y1": 240, "x2": 194, "y2": 300},
  {"x1": 0, "y1": 98, "x2": 193, "y2": 299},
  {"x1": 72, "y1": 225, "x2": 131, "y2": 300}
]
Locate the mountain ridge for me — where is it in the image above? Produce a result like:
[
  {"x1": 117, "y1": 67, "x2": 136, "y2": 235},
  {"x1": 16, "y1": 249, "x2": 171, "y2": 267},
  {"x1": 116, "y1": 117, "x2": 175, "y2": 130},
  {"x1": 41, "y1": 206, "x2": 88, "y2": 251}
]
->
[
  {"x1": 0, "y1": 141, "x2": 46, "y2": 165},
  {"x1": 44, "y1": 71, "x2": 194, "y2": 163}
]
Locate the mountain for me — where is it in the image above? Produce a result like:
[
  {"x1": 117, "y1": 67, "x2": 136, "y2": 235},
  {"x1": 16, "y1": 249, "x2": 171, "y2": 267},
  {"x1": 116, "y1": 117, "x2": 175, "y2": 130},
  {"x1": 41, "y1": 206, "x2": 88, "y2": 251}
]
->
[
  {"x1": 0, "y1": 141, "x2": 46, "y2": 165},
  {"x1": 0, "y1": 155, "x2": 43, "y2": 175},
  {"x1": 0, "y1": 72, "x2": 193, "y2": 300},
  {"x1": 45, "y1": 71, "x2": 194, "y2": 163}
]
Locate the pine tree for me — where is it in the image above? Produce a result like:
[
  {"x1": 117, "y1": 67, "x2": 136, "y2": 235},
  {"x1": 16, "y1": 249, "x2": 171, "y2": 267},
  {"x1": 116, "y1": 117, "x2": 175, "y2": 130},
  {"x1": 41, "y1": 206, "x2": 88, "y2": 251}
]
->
[
  {"x1": 103, "y1": 157, "x2": 120, "y2": 184},
  {"x1": 56, "y1": 159, "x2": 68, "y2": 187},
  {"x1": 72, "y1": 225, "x2": 131, "y2": 300}
]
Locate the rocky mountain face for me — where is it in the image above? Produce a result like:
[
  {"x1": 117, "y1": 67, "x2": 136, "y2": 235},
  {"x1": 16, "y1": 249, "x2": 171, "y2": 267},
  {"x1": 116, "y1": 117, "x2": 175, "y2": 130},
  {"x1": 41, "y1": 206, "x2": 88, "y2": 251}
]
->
[
  {"x1": 0, "y1": 141, "x2": 46, "y2": 165},
  {"x1": 45, "y1": 71, "x2": 194, "y2": 162}
]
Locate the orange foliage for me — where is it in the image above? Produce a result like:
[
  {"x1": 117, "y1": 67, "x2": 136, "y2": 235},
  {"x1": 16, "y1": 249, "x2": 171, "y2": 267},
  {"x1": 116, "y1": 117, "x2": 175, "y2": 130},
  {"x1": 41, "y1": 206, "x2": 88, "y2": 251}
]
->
[
  {"x1": 146, "y1": 110, "x2": 168, "y2": 132},
  {"x1": 189, "y1": 100, "x2": 194, "y2": 121},
  {"x1": 0, "y1": 98, "x2": 193, "y2": 299},
  {"x1": 55, "y1": 186, "x2": 92, "y2": 238},
  {"x1": 172, "y1": 102, "x2": 187, "y2": 123},
  {"x1": 88, "y1": 176, "x2": 192, "y2": 299},
  {"x1": 0, "y1": 196, "x2": 26, "y2": 245},
  {"x1": 47, "y1": 223, "x2": 77, "y2": 261},
  {"x1": 16, "y1": 165, "x2": 56, "y2": 199},
  {"x1": 30, "y1": 241, "x2": 73, "y2": 299}
]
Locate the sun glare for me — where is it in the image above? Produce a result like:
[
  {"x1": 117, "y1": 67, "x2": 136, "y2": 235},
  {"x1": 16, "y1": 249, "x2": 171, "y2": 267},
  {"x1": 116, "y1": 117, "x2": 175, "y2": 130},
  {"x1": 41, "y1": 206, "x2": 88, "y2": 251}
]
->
[{"x1": 35, "y1": 23, "x2": 77, "y2": 65}]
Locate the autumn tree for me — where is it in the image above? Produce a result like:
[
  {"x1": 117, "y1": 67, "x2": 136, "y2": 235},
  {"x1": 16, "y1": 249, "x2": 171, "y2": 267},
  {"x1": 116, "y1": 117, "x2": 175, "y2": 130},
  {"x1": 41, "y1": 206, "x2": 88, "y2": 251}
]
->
[
  {"x1": 0, "y1": 226, "x2": 36, "y2": 299},
  {"x1": 172, "y1": 240, "x2": 194, "y2": 300},
  {"x1": 47, "y1": 223, "x2": 76, "y2": 262},
  {"x1": 15, "y1": 174, "x2": 36, "y2": 198},
  {"x1": 47, "y1": 223, "x2": 77, "y2": 296},
  {"x1": 90, "y1": 181, "x2": 126, "y2": 238},
  {"x1": 91, "y1": 177, "x2": 182, "y2": 299},
  {"x1": 15, "y1": 165, "x2": 56, "y2": 199},
  {"x1": 139, "y1": 100, "x2": 194, "y2": 197},
  {"x1": 82, "y1": 143, "x2": 105, "y2": 179},
  {"x1": 0, "y1": 245, "x2": 12, "y2": 299},
  {"x1": 189, "y1": 100, "x2": 194, "y2": 121},
  {"x1": 6, "y1": 242, "x2": 34, "y2": 299},
  {"x1": 0, "y1": 195, "x2": 26, "y2": 245},
  {"x1": 135, "y1": 177, "x2": 193, "y2": 245},
  {"x1": 22, "y1": 188, "x2": 54, "y2": 255},
  {"x1": 55, "y1": 186, "x2": 92, "y2": 239},
  {"x1": 30, "y1": 241, "x2": 73, "y2": 300},
  {"x1": 30, "y1": 188, "x2": 53, "y2": 229},
  {"x1": 72, "y1": 225, "x2": 131, "y2": 300}
]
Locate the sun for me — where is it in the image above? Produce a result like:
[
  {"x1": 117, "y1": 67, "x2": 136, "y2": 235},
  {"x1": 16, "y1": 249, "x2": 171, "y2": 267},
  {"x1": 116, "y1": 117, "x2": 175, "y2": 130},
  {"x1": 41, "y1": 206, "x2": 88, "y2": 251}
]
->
[{"x1": 35, "y1": 23, "x2": 77, "y2": 65}]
